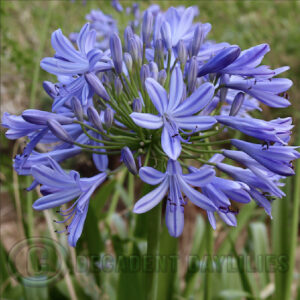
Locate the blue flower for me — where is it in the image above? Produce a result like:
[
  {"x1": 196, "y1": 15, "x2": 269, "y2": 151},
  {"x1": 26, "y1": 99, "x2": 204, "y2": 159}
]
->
[
  {"x1": 230, "y1": 139, "x2": 300, "y2": 176},
  {"x1": 223, "y1": 76, "x2": 292, "y2": 107},
  {"x1": 188, "y1": 154, "x2": 251, "y2": 229},
  {"x1": 216, "y1": 116, "x2": 293, "y2": 144},
  {"x1": 154, "y1": 7, "x2": 198, "y2": 47},
  {"x1": 130, "y1": 68, "x2": 216, "y2": 159},
  {"x1": 133, "y1": 159, "x2": 216, "y2": 237},
  {"x1": 216, "y1": 161, "x2": 285, "y2": 217},
  {"x1": 32, "y1": 157, "x2": 107, "y2": 247},
  {"x1": 40, "y1": 23, "x2": 112, "y2": 110}
]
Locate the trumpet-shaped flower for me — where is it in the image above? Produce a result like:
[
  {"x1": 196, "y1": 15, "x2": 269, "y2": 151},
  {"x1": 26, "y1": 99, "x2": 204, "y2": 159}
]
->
[
  {"x1": 32, "y1": 157, "x2": 107, "y2": 247},
  {"x1": 133, "y1": 159, "x2": 217, "y2": 237},
  {"x1": 130, "y1": 68, "x2": 216, "y2": 159},
  {"x1": 40, "y1": 23, "x2": 112, "y2": 110}
]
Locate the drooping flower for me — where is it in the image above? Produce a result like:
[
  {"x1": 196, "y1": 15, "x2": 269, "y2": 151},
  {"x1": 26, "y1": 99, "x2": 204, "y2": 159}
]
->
[
  {"x1": 216, "y1": 116, "x2": 293, "y2": 144},
  {"x1": 32, "y1": 157, "x2": 107, "y2": 247},
  {"x1": 230, "y1": 139, "x2": 300, "y2": 176},
  {"x1": 133, "y1": 159, "x2": 217, "y2": 237},
  {"x1": 130, "y1": 67, "x2": 216, "y2": 159},
  {"x1": 223, "y1": 76, "x2": 292, "y2": 107}
]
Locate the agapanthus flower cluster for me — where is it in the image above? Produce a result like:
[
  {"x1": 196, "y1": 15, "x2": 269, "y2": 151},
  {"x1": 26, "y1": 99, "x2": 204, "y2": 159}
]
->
[{"x1": 2, "y1": 4, "x2": 299, "y2": 247}]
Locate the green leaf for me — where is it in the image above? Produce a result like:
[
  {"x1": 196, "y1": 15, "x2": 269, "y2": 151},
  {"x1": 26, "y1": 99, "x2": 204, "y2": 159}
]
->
[
  {"x1": 219, "y1": 289, "x2": 253, "y2": 299},
  {"x1": 157, "y1": 224, "x2": 179, "y2": 300},
  {"x1": 218, "y1": 201, "x2": 256, "y2": 255},
  {"x1": 22, "y1": 276, "x2": 49, "y2": 300},
  {"x1": 249, "y1": 222, "x2": 270, "y2": 288}
]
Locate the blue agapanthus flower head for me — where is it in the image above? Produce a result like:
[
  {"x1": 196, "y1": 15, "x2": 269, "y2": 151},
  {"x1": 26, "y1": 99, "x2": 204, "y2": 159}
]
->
[{"x1": 1, "y1": 3, "x2": 299, "y2": 246}]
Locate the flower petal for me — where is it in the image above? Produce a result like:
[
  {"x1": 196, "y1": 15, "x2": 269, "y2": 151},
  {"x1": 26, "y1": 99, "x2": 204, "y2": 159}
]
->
[
  {"x1": 165, "y1": 200, "x2": 184, "y2": 237},
  {"x1": 168, "y1": 67, "x2": 183, "y2": 112},
  {"x1": 182, "y1": 168, "x2": 215, "y2": 187},
  {"x1": 178, "y1": 176, "x2": 217, "y2": 211},
  {"x1": 32, "y1": 189, "x2": 80, "y2": 210},
  {"x1": 139, "y1": 166, "x2": 166, "y2": 185},
  {"x1": 130, "y1": 112, "x2": 163, "y2": 129},
  {"x1": 145, "y1": 78, "x2": 168, "y2": 115},
  {"x1": 161, "y1": 126, "x2": 182, "y2": 160},
  {"x1": 172, "y1": 82, "x2": 214, "y2": 117},
  {"x1": 133, "y1": 178, "x2": 169, "y2": 213},
  {"x1": 174, "y1": 115, "x2": 216, "y2": 131}
]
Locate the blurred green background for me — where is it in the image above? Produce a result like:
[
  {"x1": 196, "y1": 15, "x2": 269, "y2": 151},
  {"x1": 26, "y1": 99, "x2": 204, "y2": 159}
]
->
[{"x1": 1, "y1": 1, "x2": 300, "y2": 300}]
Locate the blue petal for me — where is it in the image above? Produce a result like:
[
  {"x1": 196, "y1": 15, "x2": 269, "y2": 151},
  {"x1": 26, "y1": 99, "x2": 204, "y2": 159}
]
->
[
  {"x1": 32, "y1": 165, "x2": 79, "y2": 188},
  {"x1": 161, "y1": 126, "x2": 182, "y2": 160},
  {"x1": 51, "y1": 29, "x2": 85, "y2": 62},
  {"x1": 207, "y1": 212, "x2": 217, "y2": 230},
  {"x1": 40, "y1": 58, "x2": 89, "y2": 75},
  {"x1": 133, "y1": 178, "x2": 169, "y2": 213},
  {"x1": 130, "y1": 112, "x2": 163, "y2": 129},
  {"x1": 172, "y1": 7, "x2": 195, "y2": 45},
  {"x1": 139, "y1": 166, "x2": 166, "y2": 185},
  {"x1": 182, "y1": 168, "x2": 215, "y2": 187},
  {"x1": 76, "y1": 23, "x2": 90, "y2": 56},
  {"x1": 167, "y1": 67, "x2": 183, "y2": 112},
  {"x1": 32, "y1": 189, "x2": 80, "y2": 210},
  {"x1": 171, "y1": 82, "x2": 214, "y2": 117},
  {"x1": 68, "y1": 203, "x2": 89, "y2": 247},
  {"x1": 165, "y1": 200, "x2": 184, "y2": 237},
  {"x1": 174, "y1": 116, "x2": 216, "y2": 131},
  {"x1": 218, "y1": 212, "x2": 237, "y2": 226},
  {"x1": 178, "y1": 176, "x2": 217, "y2": 211},
  {"x1": 145, "y1": 78, "x2": 168, "y2": 115}
]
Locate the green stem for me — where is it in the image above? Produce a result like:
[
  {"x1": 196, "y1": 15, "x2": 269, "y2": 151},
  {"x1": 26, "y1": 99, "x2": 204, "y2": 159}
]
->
[
  {"x1": 146, "y1": 201, "x2": 162, "y2": 300},
  {"x1": 182, "y1": 145, "x2": 222, "y2": 154},
  {"x1": 203, "y1": 225, "x2": 213, "y2": 300},
  {"x1": 192, "y1": 139, "x2": 231, "y2": 146},
  {"x1": 74, "y1": 142, "x2": 123, "y2": 150},
  {"x1": 283, "y1": 129, "x2": 300, "y2": 300},
  {"x1": 145, "y1": 159, "x2": 164, "y2": 300}
]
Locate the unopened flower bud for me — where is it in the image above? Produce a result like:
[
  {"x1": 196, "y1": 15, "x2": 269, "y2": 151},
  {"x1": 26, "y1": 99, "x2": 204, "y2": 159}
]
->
[
  {"x1": 124, "y1": 26, "x2": 134, "y2": 51},
  {"x1": 149, "y1": 61, "x2": 159, "y2": 80},
  {"x1": 177, "y1": 40, "x2": 187, "y2": 66},
  {"x1": 129, "y1": 37, "x2": 142, "y2": 67},
  {"x1": 104, "y1": 107, "x2": 114, "y2": 129},
  {"x1": 111, "y1": 0, "x2": 123, "y2": 12},
  {"x1": 188, "y1": 57, "x2": 198, "y2": 93},
  {"x1": 190, "y1": 24, "x2": 204, "y2": 57},
  {"x1": 220, "y1": 74, "x2": 230, "y2": 102},
  {"x1": 22, "y1": 110, "x2": 72, "y2": 125},
  {"x1": 140, "y1": 64, "x2": 150, "y2": 89},
  {"x1": 43, "y1": 81, "x2": 59, "y2": 99},
  {"x1": 121, "y1": 146, "x2": 137, "y2": 175},
  {"x1": 158, "y1": 69, "x2": 167, "y2": 86},
  {"x1": 114, "y1": 77, "x2": 123, "y2": 96},
  {"x1": 142, "y1": 10, "x2": 153, "y2": 45},
  {"x1": 229, "y1": 92, "x2": 245, "y2": 116},
  {"x1": 47, "y1": 119, "x2": 73, "y2": 144},
  {"x1": 87, "y1": 106, "x2": 103, "y2": 132},
  {"x1": 161, "y1": 21, "x2": 172, "y2": 50},
  {"x1": 132, "y1": 98, "x2": 143, "y2": 113},
  {"x1": 110, "y1": 33, "x2": 123, "y2": 74},
  {"x1": 197, "y1": 46, "x2": 241, "y2": 77},
  {"x1": 124, "y1": 52, "x2": 133, "y2": 72},
  {"x1": 154, "y1": 39, "x2": 164, "y2": 66},
  {"x1": 71, "y1": 97, "x2": 83, "y2": 122},
  {"x1": 85, "y1": 72, "x2": 109, "y2": 101}
]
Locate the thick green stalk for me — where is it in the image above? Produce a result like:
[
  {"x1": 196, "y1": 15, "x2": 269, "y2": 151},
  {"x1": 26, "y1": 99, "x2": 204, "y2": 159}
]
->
[
  {"x1": 283, "y1": 127, "x2": 300, "y2": 300},
  {"x1": 145, "y1": 159, "x2": 164, "y2": 300},
  {"x1": 146, "y1": 201, "x2": 162, "y2": 300},
  {"x1": 203, "y1": 215, "x2": 214, "y2": 300}
]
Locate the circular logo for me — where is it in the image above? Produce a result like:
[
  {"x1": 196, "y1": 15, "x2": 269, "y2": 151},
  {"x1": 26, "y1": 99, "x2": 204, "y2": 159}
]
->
[{"x1": 8, "y1": 237, "x2": 67, "y2": 286}]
